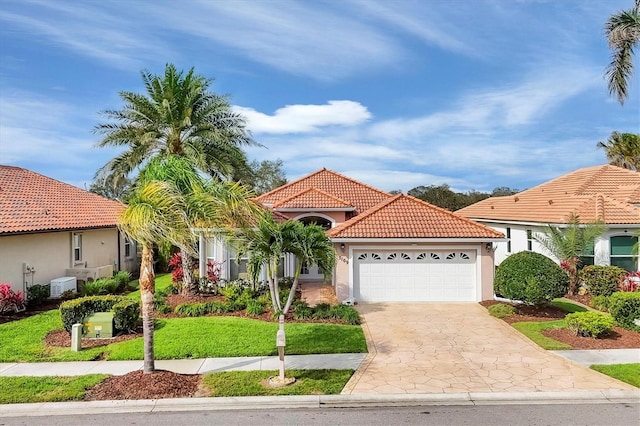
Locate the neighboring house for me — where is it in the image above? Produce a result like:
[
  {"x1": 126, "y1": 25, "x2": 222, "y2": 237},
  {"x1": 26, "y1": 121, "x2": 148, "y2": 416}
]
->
[
  {"x1": 0, "y1": 165, "x2": 138, "y2": 295},
  {"x1": 457, "y1": 165, "x2": 640, "y2": 271},
  {"x1": 199, "y1": 168, "x2": 503, "y2": 303}
]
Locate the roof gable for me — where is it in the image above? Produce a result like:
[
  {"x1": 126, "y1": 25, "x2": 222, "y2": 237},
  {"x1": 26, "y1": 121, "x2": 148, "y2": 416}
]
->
[
  {"x1": 0, "y1": 165, "x2": 125, "y2": 235},
  {"x1": 256, "y1": 168, "x2": 391, "y2": 214},
  {"x1": 457, "y1": 165, "x2": 640, "y2": 224},
  {"x1": 328, "y1": 194, "x2": 504, "y2": 239},
  {"x1": 272, "y1": 187, "x2": 354, "y2": 210}
]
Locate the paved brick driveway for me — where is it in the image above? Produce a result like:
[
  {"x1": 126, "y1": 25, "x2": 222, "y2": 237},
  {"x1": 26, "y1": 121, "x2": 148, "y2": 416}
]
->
[{"x1": 342, "y1": 303, "x2": 635, "y2": 394}]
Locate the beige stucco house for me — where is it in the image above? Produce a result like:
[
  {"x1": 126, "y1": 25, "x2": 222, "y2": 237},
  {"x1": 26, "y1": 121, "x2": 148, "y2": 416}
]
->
[
  {"x1": 199, "y1": 168, "x2": 504, "y2": 303},
  {"x1": 0, "y1": 165, "x2": 138, "y2": 295}
]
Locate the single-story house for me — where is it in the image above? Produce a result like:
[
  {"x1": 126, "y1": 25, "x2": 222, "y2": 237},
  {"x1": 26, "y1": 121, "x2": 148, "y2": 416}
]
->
[
  {"x1": 199, "y1": 168, "x2": 504, "y2": 303},
  {"x1": 456, "y1": 164, "x2": 640, "y2": 271},
  {"x1": 0, "y1": 165, "x2": 138, "y2": 295}
]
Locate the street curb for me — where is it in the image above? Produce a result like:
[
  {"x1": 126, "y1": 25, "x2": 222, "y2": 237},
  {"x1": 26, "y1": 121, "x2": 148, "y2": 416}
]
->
[{"x1": 1, "y1": 390, "x2": 638, "y2": 417}]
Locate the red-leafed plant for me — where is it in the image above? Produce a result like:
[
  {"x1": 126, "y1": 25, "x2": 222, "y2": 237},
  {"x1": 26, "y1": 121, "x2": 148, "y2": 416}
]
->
[
  {"x1": 207, "y1": 260, "x2": 223, "y2": 283},
  {"x1": 619, "y1": 271, "x2": 640, "y2": 292},
  {"x1": 167, "y1": 252, "x2": 197, "y2": 284},
  {"x1": 0, "y1": 283, "x2": 26, "y2": 313}
]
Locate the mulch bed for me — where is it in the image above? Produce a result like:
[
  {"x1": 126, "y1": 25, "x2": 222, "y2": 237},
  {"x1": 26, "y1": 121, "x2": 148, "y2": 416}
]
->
[
  {"x1": 481, "y1": 300, "x2": 640, "y2": 350},
  {"x1": 44, "y1": 327, "x2": 142, "y2": 349},
  {"x1": 0, "y1": 299, "x2": 63, "y2": 324},
  {"x1": 85, "y1": 370, "x2": 205, "y2": 400}
]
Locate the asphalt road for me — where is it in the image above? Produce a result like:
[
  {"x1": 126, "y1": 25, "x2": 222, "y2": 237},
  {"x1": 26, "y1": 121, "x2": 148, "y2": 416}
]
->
[{"x1": 1, "y1": 403, "x2": 638, "y2": 426}]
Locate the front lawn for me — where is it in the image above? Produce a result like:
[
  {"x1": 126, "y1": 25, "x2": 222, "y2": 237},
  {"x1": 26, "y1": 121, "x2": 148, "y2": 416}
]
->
[
  {"x1": 203, "y1": 369, "x2": 353, "y2": 396},
  {"x1": 591, "y1": 363, "x2": 640, "y2": 388},
  {"x1": 511, "y1": 320, "x2": 571, "y2": 350},
  {"x1": 0, "y1": 375, "x2": 108, "y2": 404},
  {"x1": 0, "y1": 311, "x2": 366, "y2": 362}
]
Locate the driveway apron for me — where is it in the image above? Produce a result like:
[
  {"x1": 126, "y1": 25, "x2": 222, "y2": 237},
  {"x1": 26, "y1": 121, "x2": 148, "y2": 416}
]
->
[{"x1": 343, "y1": 303, "x2": 635, "y2": 394}]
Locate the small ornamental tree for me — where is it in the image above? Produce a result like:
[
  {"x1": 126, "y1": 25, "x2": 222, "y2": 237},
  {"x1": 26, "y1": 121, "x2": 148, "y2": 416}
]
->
[{"x1": 0, "y1": 284, "x2": 25, "y2": 314}]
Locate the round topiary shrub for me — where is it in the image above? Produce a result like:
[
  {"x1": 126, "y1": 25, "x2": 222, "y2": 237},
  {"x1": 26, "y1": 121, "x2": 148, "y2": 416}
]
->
[
  {"x1": 565, "y1": 311, "x2": 614, "y2": 338},
  {"x1": 578, "y1": 265, "x2": 626, "y2": 297},
  {"x1": 608, "y1": 292, "x2": 640, "y2": 331},
  {"x1": 494, "y1": 251, "x2": 569, "y2": 305}
]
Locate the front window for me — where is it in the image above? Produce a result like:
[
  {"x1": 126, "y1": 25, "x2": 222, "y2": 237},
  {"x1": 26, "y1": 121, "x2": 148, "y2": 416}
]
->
[
  {"x1": 506, "y1": 227, "x2": 511, "y2": 253},
  {"x1": 526, "y1": 229, "x2": 532, "y2": 251},
  {"x1": 73, "y1": 233, "x2": 82, "y2": 262},
  {"x1": 124, "y1": 237, "x2": 132, "y2": 258},
  {"x1": 580, "y1": 244, "x2": 595, "y2": 268},
  {"x1": 610, "y1": 236, "x2": 638, "y2": 271},
  {"x1": 299, "y1": 216, "x2": 332, "y2": 230}
]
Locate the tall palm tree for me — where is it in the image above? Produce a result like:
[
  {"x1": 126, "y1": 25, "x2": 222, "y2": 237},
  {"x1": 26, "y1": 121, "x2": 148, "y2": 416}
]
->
[
  {"x1": 96, "y1": 64, "x2": 256, "y2": 293},
  {"x1": 119, "y1": 158, "x2": 259, "y2": 373},
  {"x1": 605, "y1": 0, "x2": 640, "y2": 105},
  {"x1": 597, "y1": 131, "x2": 640, "y2": 170},
  {"x1": 534, "y1": 214, "x2": 605, "y2": 296}
]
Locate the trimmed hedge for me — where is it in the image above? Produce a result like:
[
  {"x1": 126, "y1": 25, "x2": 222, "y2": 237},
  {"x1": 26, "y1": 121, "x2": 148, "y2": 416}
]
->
[
  {"x1": 566, "y1": 311, "x2": 614, "y2": 338},
  {"x1": 60, "y1": 296, "x2": 140, "y2": 333},
  {"x1": 488, "y1": 303, "x2": 516, "y2": 318},
  {"x1": 578, "y1": 265, "x2": 626, "y2": 297},
  {"x1": 590, "y1": 295, "x2": 610, "y2": 313},
  {"x1": 494, "y1": 251, "x2": 568, "y2": 305},
  {"x1": 608, "y1": 292, "x2": 640, "y2": 331}
]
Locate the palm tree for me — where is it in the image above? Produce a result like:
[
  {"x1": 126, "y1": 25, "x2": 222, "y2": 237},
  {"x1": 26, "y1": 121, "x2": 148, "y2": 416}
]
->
[
  {"x1": 119, "y1": 158, "x2": 259, "y2": 373},
  {"x1": 597, "y1": 131, "x2": 640, "y2": 170},
  {"x1": 239, "y1": 216, "x2": 335, "y2": 381},
  {"x1": 96, "y1": 64, "x2": 256, "y2": 294},
  {"x1": 605, "y1": 0, "x2": 640, "y2": 105},
  {"x1": 534, "y1": 214, "x2": 605, "y2": 296}
]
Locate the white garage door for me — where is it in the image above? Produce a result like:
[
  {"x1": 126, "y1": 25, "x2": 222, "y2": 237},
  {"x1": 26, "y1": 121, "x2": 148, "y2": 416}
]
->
[{"x1": 354, "y1": 249, "x2": 477, "y2": 302}]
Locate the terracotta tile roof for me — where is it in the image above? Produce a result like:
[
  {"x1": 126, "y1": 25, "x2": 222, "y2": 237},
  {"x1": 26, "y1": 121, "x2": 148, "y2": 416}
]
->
[
  {"x1": 0, "y1": 165, "x2": 124, "y2": 235},
  {"x1": 456, "y1": 165, "x2": 640, "y2": 224},
  {"x1": 272, "y1": 187, "x2": 354, "y2": 210},
  {"x1": 328, "y1": 194, "x2": 504, "y2": 239},
  {"x1": 256, "y1": 168, "x2": 390, "y2": 214}
]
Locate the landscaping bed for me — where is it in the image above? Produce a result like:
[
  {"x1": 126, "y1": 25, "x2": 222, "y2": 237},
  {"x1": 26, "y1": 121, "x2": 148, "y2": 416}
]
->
[
  {"x1": 481, "y1": 299, "x2": 640, "y2": 350},
  {"x1": 84, "y1": 370, "x2": 204, "y2": 400}
]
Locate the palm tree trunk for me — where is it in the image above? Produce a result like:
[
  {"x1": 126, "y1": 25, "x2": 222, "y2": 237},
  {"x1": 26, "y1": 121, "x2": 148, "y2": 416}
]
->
[
  {"x1": 180, "y1": 250, "x2": 197, "y2": 296},
  {"x1": 140, "y1": 244, "x2": 156, "y2": 373},
  {"x1": 282, "y1": 264, "x2": 302, "y2": 314}
]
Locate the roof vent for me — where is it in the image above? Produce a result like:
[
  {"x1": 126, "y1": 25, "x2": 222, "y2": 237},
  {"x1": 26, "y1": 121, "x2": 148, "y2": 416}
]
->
[
  {"x1": 514, "y1": 196, "x2": 519, "y2": 202},
  {"x1": 548, "y1": 199, "x2": 553, "y2": 205}
]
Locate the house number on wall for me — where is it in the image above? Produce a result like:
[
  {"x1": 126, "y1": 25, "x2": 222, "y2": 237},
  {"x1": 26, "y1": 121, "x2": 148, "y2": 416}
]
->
[{"x1": 339, "y1": 255, "x2": 349, "y2": 264}]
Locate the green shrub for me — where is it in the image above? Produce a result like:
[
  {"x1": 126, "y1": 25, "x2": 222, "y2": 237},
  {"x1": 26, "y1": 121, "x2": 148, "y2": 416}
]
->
[
  {"x1": 245, "y1": 299, "x2": 266, "y2": 316},
  {"x1": 590, "y1": 295, "x2": 611, "y2": 312},
  {"x1": 82, "y1": 279, "x2": 106, "y2": 296},
  {"x1": 293, "y1": 306, "x2": 314, "y2": 320},
  {"x1": 59, "y1": 290, "x2": 78, "y2": 301},
  {"x1": 494, "y1": 251, "x2": 569, "y2": 305},
  {"x1": 312, "y1": 303, "x2": 332, "y2": 319},
  {"x1": 565, "y1": 311, "x2": 614, "y2": 338},
  {"x1": 488, "y1": 303, "x2": 516, "y2": 318},
  {"x1": 204, "y1": 301, "x2": 231, "y2": 314},
  {"x1": 327, "y1": 304, "x2": 361, "y2": 325},
  {"x1": 608, "y1": 292, "x2": 640, "y2": 331},
  {"x1": 579, "y1": 265, "x2": 626, "y2": 297},
  {"x1": 278, "y1": 289, "x2": 292, "y2": 305},
  {"x1": 278, "y1": 277, "x2": 295, "y2": 289},
  {"x1": 155, "y1": 300, "x2": 171, "y2": 314},
  {"x1": 175, "y1": 303, "x2": 207, "y2": 317},
  {"x1": 113, "y1": 271, "x2": 131, "y2": 291},
  {"x1": 103, "y1": 278, "x2": 120, "y2": 295},
  {"x1": 59, "y1": 296, "x2": 139, "y2": 333},
  {"x1": 27, "y1": 284, "x2": 50, "y2": 307},
  {"x1": 219, "y1": 284, "x2": 243, "y2": 301}
]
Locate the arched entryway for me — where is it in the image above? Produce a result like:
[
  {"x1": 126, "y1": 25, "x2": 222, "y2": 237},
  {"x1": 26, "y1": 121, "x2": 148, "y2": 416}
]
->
[{"x1": 294, "y1": 214, "x2": 333, "y2": 280}]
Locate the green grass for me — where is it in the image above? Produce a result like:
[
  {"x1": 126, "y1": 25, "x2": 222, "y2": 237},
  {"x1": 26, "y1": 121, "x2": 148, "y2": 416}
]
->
[
  {"x1": 126, "y1": 273, "x2": 173, "y2": 299},
  {"x1": 551, "y1": 298, "x2": 588, "y2": 313},
  {"x1": 0, "y1": 312, "x2": 366, "y2": 362},
  {"x1": 591, "y1": 364, "x2": 640, "y2": 388},
  {"x1": 0, "y1": 375, "x2": 108, "y2": 404},
  {"x1": 511, "y1": 320, "x2": 571, "y2": 350},
  {"x1": 202, "y1": 369, "x2": 353, "y2": 396}
]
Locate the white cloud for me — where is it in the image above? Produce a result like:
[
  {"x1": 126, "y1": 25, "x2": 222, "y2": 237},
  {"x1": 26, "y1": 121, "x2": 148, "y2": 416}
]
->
[{"x1": 235, "y1": 101, "x2": 372, "y2": 134}]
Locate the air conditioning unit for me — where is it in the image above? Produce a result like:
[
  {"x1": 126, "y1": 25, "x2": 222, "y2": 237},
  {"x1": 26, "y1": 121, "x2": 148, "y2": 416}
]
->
[{"x1": 50, "y1": 276, "x2": 77, "y2": 298}]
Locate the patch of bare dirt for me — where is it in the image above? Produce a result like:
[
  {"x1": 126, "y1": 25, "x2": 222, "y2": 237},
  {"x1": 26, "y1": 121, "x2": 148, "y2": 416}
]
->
[
  {"x1": 44, "y1": 327, "x2": 142, "y2": 349},
  {"x1": 563, "y1": 293, "x2": 593, "y2": 308},
  {"x1": 85, "y1": 370, "x2": 205, "y2": 400},
  {"x1": 543, "y1": 326, "x2": 640, "y2": 349}
]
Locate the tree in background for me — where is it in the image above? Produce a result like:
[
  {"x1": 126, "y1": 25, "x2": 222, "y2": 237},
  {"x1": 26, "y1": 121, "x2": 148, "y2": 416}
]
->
[
  {"x1": 597, "y1": 131, "x2": 640, "y2": 170},
  {"x1": 407, "y1": 184, "x2": 519, "y2": 211},
  {"x1": 533, "y1": 214, "x2": 605, "y2": 296},
  {"x1": 605, "y1": 0, "x2": 640, "y2": 105},
  {"x1": 88, "y1": 176, "x2": 132, "y2": 201},
  {"x1": 247, "y1": 159, "x2": 288, "y2": 195}
]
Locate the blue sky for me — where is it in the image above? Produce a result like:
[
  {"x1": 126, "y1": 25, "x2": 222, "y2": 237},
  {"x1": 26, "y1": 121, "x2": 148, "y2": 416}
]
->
[{"x1": 0, "y1": 0, "x2": 638, "y2": 194}]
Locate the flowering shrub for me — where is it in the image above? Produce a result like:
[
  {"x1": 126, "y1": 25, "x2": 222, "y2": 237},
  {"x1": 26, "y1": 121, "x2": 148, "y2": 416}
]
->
[
  {"x1": 619, "y1": 271, "x2": 640, "y2": 292},
  {"x1": 207, "y1": 260, "x2": 222, "y2": 283},
  {"x1": 0, "y1": 283, "x2": 26, "y2": 313},
  {"x1": 167, "y1": 252, "x2": 197, "y2": 284}
]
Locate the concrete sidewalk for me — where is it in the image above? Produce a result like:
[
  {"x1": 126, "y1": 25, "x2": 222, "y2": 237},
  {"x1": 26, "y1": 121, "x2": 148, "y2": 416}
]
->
[
  {"x1": 551, "y1": 349, "x2": 640, "y2": 366},
  {"x1": 0, "y1": 353, "x2": 367, "y2": 377}
]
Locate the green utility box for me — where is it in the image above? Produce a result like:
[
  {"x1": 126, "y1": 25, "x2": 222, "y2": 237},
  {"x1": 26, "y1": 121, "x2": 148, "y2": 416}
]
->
[{"x1": 83, "y1": 312, "x2": 114, "y2": 338}]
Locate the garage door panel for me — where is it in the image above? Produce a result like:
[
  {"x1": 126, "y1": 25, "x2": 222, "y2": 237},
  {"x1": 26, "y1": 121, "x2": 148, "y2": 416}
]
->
[{"x1": 354, "y1": 249, "x2": 477, "y2": 302}]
